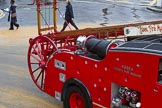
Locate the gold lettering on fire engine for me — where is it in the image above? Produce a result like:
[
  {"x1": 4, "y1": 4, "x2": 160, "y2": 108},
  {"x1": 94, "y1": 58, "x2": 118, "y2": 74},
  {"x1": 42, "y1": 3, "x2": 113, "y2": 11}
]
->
[
  {"x1": 140, "y1": 24, "x2": 162, "y2": 34},
  {"x1": 130, "y1": 72, "x2": 141, "y2": 78},
  {"x1": 140, "y1": 27, "x2": 148, "y2": 34},
  {"x1": 122, "y1": 65, "x2": 133, "y2": 72},
  {"x1": 113, "y1": 65, "x2": 141, "y2": 78}
]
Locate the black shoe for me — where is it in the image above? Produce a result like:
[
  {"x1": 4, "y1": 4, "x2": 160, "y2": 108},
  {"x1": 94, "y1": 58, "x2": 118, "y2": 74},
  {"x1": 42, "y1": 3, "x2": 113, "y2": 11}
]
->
[
  {"x1": 9, "y1": 28, "x2": 14, "y2": 30},
  {"x1": 17, "y1": 25, "x2": 19, "y2": 29}
]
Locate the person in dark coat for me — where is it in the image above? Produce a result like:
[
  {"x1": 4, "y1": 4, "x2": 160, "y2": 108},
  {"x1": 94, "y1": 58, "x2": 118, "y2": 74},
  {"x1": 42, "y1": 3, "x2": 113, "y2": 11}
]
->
[
  {"x1": 8, "y1": 0, "x2": 19, "y2": 30},
  {"x1": 60, "y1": 0, "x2": 78, "y2": 32}
]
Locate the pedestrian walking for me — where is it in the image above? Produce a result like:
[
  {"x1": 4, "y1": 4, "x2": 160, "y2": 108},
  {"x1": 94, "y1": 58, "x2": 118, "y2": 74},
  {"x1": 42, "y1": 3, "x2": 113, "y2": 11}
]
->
[
  {"x1": 61, "y1": 0, "x2": 78, "y2": 32},
  {"x1": 8, "y1": 0, "x2": 19, "y2": 30}
]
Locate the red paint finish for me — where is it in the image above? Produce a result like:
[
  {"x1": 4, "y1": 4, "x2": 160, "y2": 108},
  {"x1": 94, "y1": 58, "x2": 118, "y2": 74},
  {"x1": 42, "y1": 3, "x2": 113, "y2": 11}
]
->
[
  {"x1": 70, "y1": 93, "x2": 85, "y2": 108},
  {"x1": 28, "y1": 34, "x2": 162, "y2": 108}
]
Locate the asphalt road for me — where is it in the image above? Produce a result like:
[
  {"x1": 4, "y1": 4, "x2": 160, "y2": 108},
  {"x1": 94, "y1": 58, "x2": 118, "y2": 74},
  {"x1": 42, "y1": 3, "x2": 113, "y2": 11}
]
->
[
  {"x1": 0, "y1": 27, "x2": 62, "y2": 108},
  {"x1": 0, "y1": 0, "x2": 162, "y2": 108}
]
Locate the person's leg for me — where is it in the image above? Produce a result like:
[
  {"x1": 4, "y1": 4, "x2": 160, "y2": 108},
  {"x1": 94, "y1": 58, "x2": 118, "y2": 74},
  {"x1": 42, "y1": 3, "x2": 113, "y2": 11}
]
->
[
  {"x1": 61, "y1": 21, "x2": 68, "y2": 32},
  {"x1": 13, "y1": 22, "x2": 19, "y2": 29},
  {"x1": 70, "y1": 20, "x2": 78, "y2": 30},
  {"x1": 9, "y1": 22, "x2": 14, "y2": 30}
]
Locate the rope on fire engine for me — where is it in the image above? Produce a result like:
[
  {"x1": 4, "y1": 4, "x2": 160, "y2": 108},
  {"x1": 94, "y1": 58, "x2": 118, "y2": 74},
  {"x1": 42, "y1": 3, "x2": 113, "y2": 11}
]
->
[
  {"x1": 41, "y1": 4, "x2": 52, "y2": 34},
  {"x1": 44, "y1": 5, "x2": 47, "y2": 31},
  {"x1": 40, "y1": 11, "x2": 54, "y2": 33},
  {"x1": 48, "y1": 5, "x2": 51, "y2": 26}
]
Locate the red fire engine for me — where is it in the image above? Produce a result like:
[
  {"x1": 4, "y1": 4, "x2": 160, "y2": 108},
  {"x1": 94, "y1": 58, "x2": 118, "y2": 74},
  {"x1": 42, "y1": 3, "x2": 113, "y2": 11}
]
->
[{"x1": 27, "y1": 0, "x2": 162, "y2": 108}]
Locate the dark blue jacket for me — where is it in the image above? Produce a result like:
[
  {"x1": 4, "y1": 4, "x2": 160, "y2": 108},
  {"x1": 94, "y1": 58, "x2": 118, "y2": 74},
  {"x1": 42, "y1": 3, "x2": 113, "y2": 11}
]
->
[
  {"x1": 65, "y1": 2, "x2": 74, "y2": 20},
  {"x1": 9, "y1": 4, "x2": 17, "y2": 23}
]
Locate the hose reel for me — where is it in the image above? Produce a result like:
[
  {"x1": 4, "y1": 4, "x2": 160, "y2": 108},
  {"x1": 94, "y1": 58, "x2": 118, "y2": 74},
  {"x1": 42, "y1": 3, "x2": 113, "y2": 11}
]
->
[{"x1": 76, "y1": 35, "x2": 124, "y2": 59}]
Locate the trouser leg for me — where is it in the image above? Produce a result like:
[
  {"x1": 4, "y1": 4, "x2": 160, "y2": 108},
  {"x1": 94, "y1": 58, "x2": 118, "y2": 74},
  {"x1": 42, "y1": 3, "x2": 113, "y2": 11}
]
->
[
  {"x1": 61, "y1": 21, "x2": 69, "y2": 32},
  {"x1": 13, "y1": 22, "x2": 19, "y2": 29},
  {"x1": 10, "y1": 22, "x2": 14, "y2": 30},
  {"x1": 70, "y1": 20, "x2": 78, "y2": 30}
]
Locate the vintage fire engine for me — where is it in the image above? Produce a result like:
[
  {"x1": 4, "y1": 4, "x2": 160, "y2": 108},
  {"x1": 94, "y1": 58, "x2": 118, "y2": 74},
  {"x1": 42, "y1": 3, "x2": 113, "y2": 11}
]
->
[{"x1": 27, "y1": 0, "x2": 162, "y2": 108}]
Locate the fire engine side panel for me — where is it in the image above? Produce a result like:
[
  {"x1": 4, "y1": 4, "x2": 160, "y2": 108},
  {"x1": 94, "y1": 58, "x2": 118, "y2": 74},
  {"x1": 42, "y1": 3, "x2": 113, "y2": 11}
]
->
[
  {"x1": 45, "y1": 52, "x2": 111, "y2": 108},
  {"x1": 44, "y1": 53, "x2": 67, "y2": 100},
  {"x1": 140, "y1": 54, "x2": 162, "y2": 108},
  {"x1": 90, "y1": 58, "x2": 111, "y2": 108},
  {"x1": 44, "y1": 44, "x2": 162, "y2": 108},
  {"x1": 106, "y1": 51, "x2": 143, "y2": 91},
  {"x1": 107, "y1": 49, "x2": 162, "y2": 108}
]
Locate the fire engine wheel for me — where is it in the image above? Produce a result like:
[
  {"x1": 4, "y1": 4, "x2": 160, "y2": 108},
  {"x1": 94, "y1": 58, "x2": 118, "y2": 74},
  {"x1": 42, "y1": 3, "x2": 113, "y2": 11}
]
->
[
  {"x1": 28, "y1": 36, "x2": 58, "y2": 91},
  {"x1": 63, "y1": 86, "x2": 92, "y2": 108}
]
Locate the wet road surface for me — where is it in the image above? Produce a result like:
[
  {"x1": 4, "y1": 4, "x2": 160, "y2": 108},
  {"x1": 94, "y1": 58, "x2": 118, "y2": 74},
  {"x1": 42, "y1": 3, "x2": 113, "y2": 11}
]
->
[{"x1": 0, "y1": 0, "x2": 162, "y2": 27}]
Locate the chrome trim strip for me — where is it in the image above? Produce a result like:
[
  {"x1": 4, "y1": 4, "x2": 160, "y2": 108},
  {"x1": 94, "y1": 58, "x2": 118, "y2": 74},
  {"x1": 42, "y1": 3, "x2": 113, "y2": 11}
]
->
[{"x1": 92, "y1": 102, "x2": 107, "y2": 108}]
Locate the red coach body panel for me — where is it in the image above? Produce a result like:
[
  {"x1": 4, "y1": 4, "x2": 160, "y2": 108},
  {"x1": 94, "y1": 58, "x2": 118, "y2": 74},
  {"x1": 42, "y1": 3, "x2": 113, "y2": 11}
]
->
[{"x1": 28, "y1": 34, "x2": 162, "y2": 108}]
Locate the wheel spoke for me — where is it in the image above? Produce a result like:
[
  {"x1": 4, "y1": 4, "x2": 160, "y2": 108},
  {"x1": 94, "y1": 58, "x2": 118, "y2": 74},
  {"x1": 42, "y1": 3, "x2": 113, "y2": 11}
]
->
[
  {"x1": 30, "y1": 53, "x2": 41, "y2": 63},
  {"x1": 35, "y1": 69, "x2": 43, "y2": 82},
  {"x1": 41, "y1": 70, "x2": 45, "y2": 88},
  {"x1": 31, "y1": 62, "x2": 40, "y2": 64},
  {"x1": 32, "y1": 65, "x2": 41, "y2": 74},
  {"x1": 32, "y1": 44, "x2": 42, "y2": 59},
  {"x1": 36, "y1": 41, "x2": 43, "y2": 60}
]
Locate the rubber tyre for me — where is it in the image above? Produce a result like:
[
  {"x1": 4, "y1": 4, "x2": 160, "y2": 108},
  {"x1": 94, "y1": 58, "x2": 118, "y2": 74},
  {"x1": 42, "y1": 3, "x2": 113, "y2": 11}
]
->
[{"x1": 63, "y1": 86, "x2": 92, "y2": 108}]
